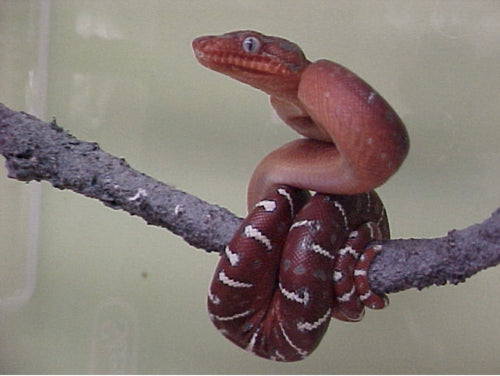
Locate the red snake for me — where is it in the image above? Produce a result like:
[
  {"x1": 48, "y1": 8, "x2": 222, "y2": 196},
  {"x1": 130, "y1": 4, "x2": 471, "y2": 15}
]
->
[{"x1": 193, "y1": 30, "x2": 409, "y2": 361}]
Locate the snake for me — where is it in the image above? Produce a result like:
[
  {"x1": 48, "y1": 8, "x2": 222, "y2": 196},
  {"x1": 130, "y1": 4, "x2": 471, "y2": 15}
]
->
[{"x1": 192, "y1": 30, "x2": 409, "y2": 362}]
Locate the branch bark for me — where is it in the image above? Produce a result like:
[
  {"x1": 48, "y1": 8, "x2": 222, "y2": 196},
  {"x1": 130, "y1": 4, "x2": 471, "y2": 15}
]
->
[{"x1": 1, "y1": 102, "x2": 499, "y2": 295}]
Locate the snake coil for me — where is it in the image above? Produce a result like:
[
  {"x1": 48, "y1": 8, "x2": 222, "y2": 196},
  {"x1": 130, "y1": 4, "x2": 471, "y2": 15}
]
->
[{"x1": 193, "y1": 30, "x2": 409, "y2": 361}]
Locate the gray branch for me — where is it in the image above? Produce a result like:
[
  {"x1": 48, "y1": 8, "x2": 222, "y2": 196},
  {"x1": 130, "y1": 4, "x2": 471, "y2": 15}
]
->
[{"x1": 1, "y1": 102, "x2": 499, "y2": 295}]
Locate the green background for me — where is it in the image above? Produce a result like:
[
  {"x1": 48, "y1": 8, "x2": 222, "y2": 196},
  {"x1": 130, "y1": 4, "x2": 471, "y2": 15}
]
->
[{"x1": 1, "y1": 0, "x2": 499, "y2": 373}]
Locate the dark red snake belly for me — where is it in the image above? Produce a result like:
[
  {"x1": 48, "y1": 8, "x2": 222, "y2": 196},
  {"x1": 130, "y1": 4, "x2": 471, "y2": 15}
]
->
[{"x1": 208, "y1": 186, "x2": 389, "y2": 361}]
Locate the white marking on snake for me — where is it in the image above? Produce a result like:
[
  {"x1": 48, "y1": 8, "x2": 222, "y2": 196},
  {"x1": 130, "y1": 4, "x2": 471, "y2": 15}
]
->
[
  {"x1": 378, "y1": 208, "x2": 386, "y2": 227},
  {"x1": 366, "y1": 222, "x2": 376, "y2": 239},
  {"x1": 277, "y1": 187, "x2": 294, "y2": 217},
  {"x1": 360, "y1": 291, "x2": 373, "y2": 302},
  {"x1": 218, "y1": 270, "x2": 253, "y2": 288},
  {"x1": 244, "y1": 225, "x2": 272, "y2": 251},
  {"x1": 271, "y1": 350, "x2": 286, "y2": 361},
  {"x1": 333, "y1": 200, "x2": 349, "y2": 228},
  {"x1": 207, "y1": 288, "x2": 220, "y2": 304},
  {"x1": 367, "y1": 91, "x2": 377, "y2": 105},
  {"x1": 339, "y1": 245, "x2": 359, "y2": 258},
  {"x1": 279, "y1": 283, "x2": 310, "y2": 305},
  {"x1": 333, "y1": 270, "x2": 343, "y2": 283},
  {"x1": 211, "y1": 309, "x2": 252, "y2": 322},
  {"x1": 279, "y1": 322, "x2": 308, "y2": 358},
  {"x1": 354, "y1": 269, "x2": 367, "y2": 277},
  {"x1": 348, "y1": 230, "x2": 359, "y2": 240},
  {"x1": 297, "y1": 308, "x2": 331, "y2": 332},
  {"x1": 311, "y1": 243, "x2": 335, "y2": 260},
  {"x1": 246, "y1": 328, "x2": 260, "y2": 352},
  {"x1": 224, "y1": 246, "x2": 240, "y2": 266},
  {"x1": 338, "y1": 285, "x2": 356, "y2": 302},
  {"x1": 290, "y1": 220, "x2": 314, "y2": 230},
  {"x1": 255, "y1": 199, "x2": 276, "y2": 212}
]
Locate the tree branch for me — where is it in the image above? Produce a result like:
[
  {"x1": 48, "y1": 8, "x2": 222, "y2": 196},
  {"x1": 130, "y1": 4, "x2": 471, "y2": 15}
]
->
[{"x1": 1, "y1": 102, "x2": 499, "y2": 295}]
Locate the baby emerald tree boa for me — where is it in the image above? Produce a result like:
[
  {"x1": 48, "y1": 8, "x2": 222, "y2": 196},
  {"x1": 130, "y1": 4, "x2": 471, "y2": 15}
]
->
[{"x1": 192, "y1": 30, "x2": 409, "y2": 362}]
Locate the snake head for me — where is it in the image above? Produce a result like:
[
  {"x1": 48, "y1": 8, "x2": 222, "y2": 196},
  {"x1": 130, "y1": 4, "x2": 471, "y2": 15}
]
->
[{"x1": 192, "y1": 30, "x2": 310, "y2": 97}]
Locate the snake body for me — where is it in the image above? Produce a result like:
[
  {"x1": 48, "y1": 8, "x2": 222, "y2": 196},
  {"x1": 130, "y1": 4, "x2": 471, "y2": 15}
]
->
[{"x1": 193, "y1": 30, "x2": 409, "y2": 361}]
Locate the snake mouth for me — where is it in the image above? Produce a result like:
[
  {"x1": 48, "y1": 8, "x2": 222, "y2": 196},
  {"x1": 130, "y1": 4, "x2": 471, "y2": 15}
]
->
[{"x1": 195, "y1": 49, "x2": 292, "y2": 77}]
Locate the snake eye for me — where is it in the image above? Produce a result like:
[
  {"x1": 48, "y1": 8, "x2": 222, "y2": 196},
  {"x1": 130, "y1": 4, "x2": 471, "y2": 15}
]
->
[{"x1": 242, "y1": 36, "x2": 261, "y2": 53}]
